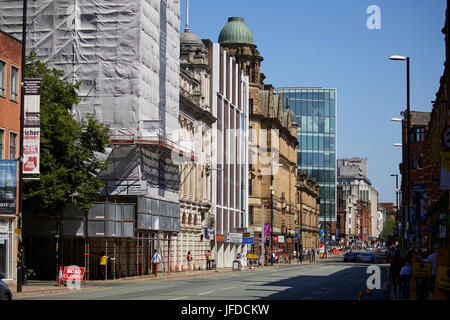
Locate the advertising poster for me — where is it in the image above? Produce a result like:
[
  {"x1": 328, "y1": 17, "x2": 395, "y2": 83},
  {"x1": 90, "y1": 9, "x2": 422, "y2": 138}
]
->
[
  {"x1": 23, "y1": 79, "x2": 41, "y2": 174},
  {"x1": 0, "y1": 160, "x2": 18, "y2": 214},
  {"x1": 264, "y1": 224, "x2": 271, "y2": 238},
  {"x1": 411, "y1": 184, "x2": 427, "y2": 225},
  {"x1": 441, "y1": 152, "x2": 450, "y2": 190}
]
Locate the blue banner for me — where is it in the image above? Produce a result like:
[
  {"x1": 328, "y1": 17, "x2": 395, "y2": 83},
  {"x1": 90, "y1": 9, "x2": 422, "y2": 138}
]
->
[
  {"x1": 411, "y1": 184, "x2": 427, "y2": 225},
  {"x1": 0, "y1": 160, "x2": 17, "y2": 214}
]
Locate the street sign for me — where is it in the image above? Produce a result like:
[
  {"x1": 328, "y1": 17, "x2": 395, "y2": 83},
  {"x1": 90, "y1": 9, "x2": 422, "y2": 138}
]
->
[
  {"x1": 412, "y1": 262, "x2": 432, "y2": 278},
  {"x1": 278, "y1": 236, "x2": 285, "y2": 243},
  {"x1": 247, "y1": 254, "x2": 258, "y2": 259},
  {"x1": 242, "y1": 237, "x2": 254, "y2": 244},
  {"x1": 62, "y1": 266, "x2": 85, "y2": 281}
]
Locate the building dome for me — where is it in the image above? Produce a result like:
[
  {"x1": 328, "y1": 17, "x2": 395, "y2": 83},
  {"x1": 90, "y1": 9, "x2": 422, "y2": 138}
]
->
[
  {"x1": 218, "y1": 17, "x2": 254, "y2": 45},
  {"x1": 180, "y1": 29, "x2": 205, "y2": 47}
]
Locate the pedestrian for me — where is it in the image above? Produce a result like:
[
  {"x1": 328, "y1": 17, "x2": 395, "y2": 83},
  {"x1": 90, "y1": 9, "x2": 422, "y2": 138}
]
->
[
  {"x1": 312, "y1": 248, "x2": 315, "y2": 262},
  {"x1": 293, "y1": 250, "x2": 297, "y2": 262},
  {"x1": 99, "y1": 251, "x2": 108, "y2": 280},
  {"x1": 151, "y1": 249, "x2": 162, "y2": 277},
  {"x1": 399, "y1": 252, "x2": 412, "y2": 299},
  {"x1": 187, "y1": 251, "x2": 193, "y2": 271},
  {"x1": 424, "y1": 244, "x2": 439, "y2": 299},
  {"x1": 390, "y1": 249, "x2": 403, "y2": 299},
  {"x1": 205, "y1": 250, "x2": 212, "y2": 270}
]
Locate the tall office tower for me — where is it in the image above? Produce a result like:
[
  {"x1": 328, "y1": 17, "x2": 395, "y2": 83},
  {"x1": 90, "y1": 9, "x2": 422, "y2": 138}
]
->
[{"x1": 274, "y1": 88, "x2": 337, "y2": 231}]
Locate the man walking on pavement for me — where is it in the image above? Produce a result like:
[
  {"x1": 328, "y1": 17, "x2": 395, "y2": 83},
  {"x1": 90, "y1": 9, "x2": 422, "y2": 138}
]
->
[{"x1": 151, "y1": 249, "x2": 162, "y2": 277}]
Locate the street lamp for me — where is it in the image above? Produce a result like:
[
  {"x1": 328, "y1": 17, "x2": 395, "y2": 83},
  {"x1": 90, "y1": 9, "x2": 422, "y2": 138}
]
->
[
  {"x1": 389, "y1": 54, "x2": 411, "y2": 254},
  {"x1": 390, "y1": 174, "x2": 401, "y2": 250},
  {"x1": 270, "y1": 163, "x2": 283, "y2": 266}
]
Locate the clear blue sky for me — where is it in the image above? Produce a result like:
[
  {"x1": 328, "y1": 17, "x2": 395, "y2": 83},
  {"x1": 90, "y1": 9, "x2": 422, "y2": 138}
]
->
[{"x1": 183, "y1": 0, "x2": 447, "y2": 204}]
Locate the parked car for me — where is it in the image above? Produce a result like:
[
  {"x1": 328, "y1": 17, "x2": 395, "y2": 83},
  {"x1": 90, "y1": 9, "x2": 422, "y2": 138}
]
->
[
  {"x1": 0, "y1": 273, "x2": 12, "y2": 300},
  {"x1": 360, "y1": 252, "x2": 374, "y2": 263},
  {"x1": 344, "y1": 252, "x2": 357, "y2": 262},
  {"x1": 355, "y1": 252, "x2": 365, "y2": 262}
]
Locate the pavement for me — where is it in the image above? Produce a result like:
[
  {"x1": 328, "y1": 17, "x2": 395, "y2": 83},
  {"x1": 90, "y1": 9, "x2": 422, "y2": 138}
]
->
[{"x1": 6, "y1": 255, "x2": 324, "y2": 299}]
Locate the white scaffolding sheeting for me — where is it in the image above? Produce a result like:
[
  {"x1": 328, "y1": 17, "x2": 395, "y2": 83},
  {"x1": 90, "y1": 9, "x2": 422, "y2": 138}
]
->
[{"x1": 0, "y1": 0, "x2": 180, "y2": 143}]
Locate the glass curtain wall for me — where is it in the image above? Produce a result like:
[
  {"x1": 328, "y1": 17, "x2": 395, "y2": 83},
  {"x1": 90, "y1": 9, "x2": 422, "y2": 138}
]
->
[{"x1": 274, "y1": 88, "x2": 337, "y2": 223}]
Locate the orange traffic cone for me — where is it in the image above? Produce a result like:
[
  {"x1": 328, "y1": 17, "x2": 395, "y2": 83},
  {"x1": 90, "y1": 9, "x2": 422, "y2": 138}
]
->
[{"x1": 57, "y1": 266, "x2": 63, "y2": 285}]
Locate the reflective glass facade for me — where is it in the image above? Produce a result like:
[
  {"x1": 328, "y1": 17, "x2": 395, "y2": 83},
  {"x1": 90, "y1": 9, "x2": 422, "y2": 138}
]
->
[{"x1": 274, "y1": 88, "x2": 337, "y2": 222}]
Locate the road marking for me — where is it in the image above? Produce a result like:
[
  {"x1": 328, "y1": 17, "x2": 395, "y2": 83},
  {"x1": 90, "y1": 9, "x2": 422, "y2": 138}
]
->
[
  {"x1": 315, "y1": 287, "x2": 335, "y2": 300},
  {"x1": 220, "y1": 286, "x2": 235, "y2": 291},
  {"x1": 171, "y1": 296, "x2": 188, "y2": 300},
  {"x1": 197, "y1": 290, "x2": 215, "y2": 296}
]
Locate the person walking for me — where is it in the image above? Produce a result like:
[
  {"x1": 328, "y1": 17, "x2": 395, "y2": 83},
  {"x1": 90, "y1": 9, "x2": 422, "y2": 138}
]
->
[
  {"x1": 151, "y1": 249, "x2": 162, "y2": 277},
  {"x1": 311, "y1": 248, "x2": 315, "y2": 262},
  {"x1": 424, "y1": 244, "x2": 439, "y2": 299},
  {"x1": 389, "y1": 249, "x2": 404, "y2": 299},
  {"x1": 99, "y1": 251, "x2": 108, "y2": 280},
  {"x1": 399, "y1": 252, "x2": 412, "y2": 299},
  {"x1": 187, "y1": 251, "x2": 193, "y2": 271},
  {"x1": 205, "y1": 250, "x2": 212, "y2": 270}
]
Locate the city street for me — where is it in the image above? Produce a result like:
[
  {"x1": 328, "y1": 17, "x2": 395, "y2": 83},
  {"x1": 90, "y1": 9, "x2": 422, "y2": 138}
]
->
[{"x1": 14, "y1": 256, "x2": 391, "y2": 300}]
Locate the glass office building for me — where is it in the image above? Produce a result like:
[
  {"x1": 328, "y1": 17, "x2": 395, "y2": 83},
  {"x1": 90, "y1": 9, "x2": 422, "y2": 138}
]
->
[{"x1": 274, "y1": 87, "x2": 337, "y2": 223}]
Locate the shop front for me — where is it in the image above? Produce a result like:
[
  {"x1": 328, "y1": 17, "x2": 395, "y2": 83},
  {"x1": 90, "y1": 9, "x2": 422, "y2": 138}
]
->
[{"x1": 0, "y1": 218, "x2": 14, "y2": 279}]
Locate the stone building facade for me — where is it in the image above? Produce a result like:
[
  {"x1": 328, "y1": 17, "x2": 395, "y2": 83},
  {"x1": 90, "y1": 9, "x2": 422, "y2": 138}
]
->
[
  {"x1": 175, "y1": 27, "x2": 215, "y2": 271},
  {"x1": 296, "y1": 170, "x2": 320, "y2": 252}
]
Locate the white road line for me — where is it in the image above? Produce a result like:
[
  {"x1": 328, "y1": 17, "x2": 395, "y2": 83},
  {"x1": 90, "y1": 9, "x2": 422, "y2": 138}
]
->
[
  {"x1": 315, "y1": 287, "x2": 335, "y2": 300},
  {"x1": 197, "y1": 290, "x2": 215, "y2": 296},
  {"x1": 220, "y1": 287, "x2": 235, "y2": 291},
  {"x1": 170, "y1": 296, "x2": 188, "y2": 300}
]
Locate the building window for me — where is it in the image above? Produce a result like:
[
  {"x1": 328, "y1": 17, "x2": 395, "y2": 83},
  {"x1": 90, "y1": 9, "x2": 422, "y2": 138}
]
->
[
  {"x1": 9, "y1": 132, "x2": 17, "y2": 159},
  {"x1": 248, "y1": 178, "x2": 252, "y2": 195},
  {"x1": 0, "y1": 60, "x2": 6, "y2": 97},
  {"x1": 411, "y1": 127, "x2": 425, "y2": 143},
  {"x1": 249, "y1": 99, "x2": 253, "y2": 114},
  {"x1": 10, "y1": 66, "x2": 19, "y2": 102},
  {"x1": 0, "y1": 129, "x2": 4, "y2": 158}
]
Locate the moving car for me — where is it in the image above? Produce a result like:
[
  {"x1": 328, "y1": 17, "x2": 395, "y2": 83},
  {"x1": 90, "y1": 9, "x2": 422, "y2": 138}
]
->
[
  {"x1": 360, "y1": 252, "x2": 374, "y2": 263},
  {"x1": 0, "y1": 273, "x2": 12, "y2": 300},
  {"x1": 344, "y1": 252, "x2": 357, "y2": 262}
]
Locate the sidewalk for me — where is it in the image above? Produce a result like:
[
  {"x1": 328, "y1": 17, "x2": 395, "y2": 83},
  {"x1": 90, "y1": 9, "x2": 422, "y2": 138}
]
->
[{"x1": 7, "y1": 255, "x2": 323, "y2": 298}]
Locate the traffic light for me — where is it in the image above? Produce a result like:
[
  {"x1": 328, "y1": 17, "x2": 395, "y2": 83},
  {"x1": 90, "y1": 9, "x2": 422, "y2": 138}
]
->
[{"x1": 265, "y1": 237, "x2": 270, "y2": 245}]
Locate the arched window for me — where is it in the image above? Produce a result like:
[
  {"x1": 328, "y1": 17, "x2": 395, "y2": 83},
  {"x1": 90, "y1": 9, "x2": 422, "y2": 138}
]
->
[
  {"x1": 182, "y1": 213, "x2": 186, "y2": 224},
  {"x1": 194, "y1": 215, "x2": 197, "y2": 226}
]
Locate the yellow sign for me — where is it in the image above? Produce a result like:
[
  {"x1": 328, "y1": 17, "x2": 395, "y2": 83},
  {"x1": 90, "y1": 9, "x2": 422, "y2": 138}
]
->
[
  {"x1": 14, "y1": 228, "x2": 22, "y2": 236},
  {"x1": 247, "y1": 254, "x2": 258, "y2": 259},
  {"x1": 435, "y1": 265, "x2": 450, "y2": 291},
  {"x1": 412, "y1": 262, "x2": 432, "y2": 278}
]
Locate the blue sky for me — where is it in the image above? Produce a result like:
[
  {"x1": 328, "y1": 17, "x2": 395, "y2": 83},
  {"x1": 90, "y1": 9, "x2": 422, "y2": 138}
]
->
[{"x1": 183, "y1": 0, "x2": 447, "y2": 204}]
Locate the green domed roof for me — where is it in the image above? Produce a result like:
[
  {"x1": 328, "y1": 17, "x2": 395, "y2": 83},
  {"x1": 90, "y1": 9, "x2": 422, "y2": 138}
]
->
[{"x1": 218, "y1": 17, "x2": 254, "y2": 45}]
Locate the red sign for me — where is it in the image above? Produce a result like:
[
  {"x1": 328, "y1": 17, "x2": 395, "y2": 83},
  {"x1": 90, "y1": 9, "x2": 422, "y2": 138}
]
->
[{"x1": 62, "y1": 266, "x2": 85, "y2": 281}]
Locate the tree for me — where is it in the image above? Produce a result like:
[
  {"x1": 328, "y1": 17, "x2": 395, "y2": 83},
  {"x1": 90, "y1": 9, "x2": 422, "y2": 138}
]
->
[
  {"x1": 380, "y1": 216, "x2": 396, "y2": 240},
  {"x1": 23, "y1": 53, "x2": 111, "y2": 215}
]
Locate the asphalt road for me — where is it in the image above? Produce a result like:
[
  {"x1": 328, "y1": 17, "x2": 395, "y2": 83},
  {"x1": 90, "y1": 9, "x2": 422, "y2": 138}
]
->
[{"x1": 16, "y1": 256, "x2": 391, "y2": 300}]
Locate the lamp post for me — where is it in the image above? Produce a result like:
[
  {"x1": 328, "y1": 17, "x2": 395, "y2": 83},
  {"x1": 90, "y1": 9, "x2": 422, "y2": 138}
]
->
[
  {"x1": 390, "y1": 174, "x2": 401, "y2": 249},
  {"x1": 389, "y1": 55, "x2": 411, "y2": 254},
  {"x1": 270, "y1": 163, "x2": 283, "y2": 266}
]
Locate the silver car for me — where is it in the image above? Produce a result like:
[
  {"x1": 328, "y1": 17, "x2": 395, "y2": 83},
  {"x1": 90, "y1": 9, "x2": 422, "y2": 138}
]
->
[{"x1": 0, "y1": 273, "x2": 12, "y2": 300}]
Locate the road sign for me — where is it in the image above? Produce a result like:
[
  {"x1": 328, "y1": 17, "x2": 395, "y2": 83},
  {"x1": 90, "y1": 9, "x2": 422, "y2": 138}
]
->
[
  {"x1": 242, "y1": 237, "x2": 254, "y2": 244},
  {"x1": 443, "y1": 127, "x2": 450, "y2": 149},
  {"x1": 247, "y1": 254, "x2": 258, "y2": 259},
  {"x1": 62, "y1": 266, "x2": 85, "y2": 281}
]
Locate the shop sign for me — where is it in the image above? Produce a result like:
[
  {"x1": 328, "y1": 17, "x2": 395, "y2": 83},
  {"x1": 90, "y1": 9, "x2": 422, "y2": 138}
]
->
[
  {"x1": 226, "y1": 232, "x2": 242, "y2": 244},
  {"x1": 412, "y1": 262, "x2": 432, "y2": 278},
  {"x1": 435, "y1": 265, "x2": 450, "y2": 291},
  {"x1": 107, "y1": 180, "x2": 147, "y2": 195},
  {"x1": 0, "y1": 160, "x2": 17, "y2": 214},
  {"x1": 216, "y1": 235, "x2": 225, "y2": 242}
]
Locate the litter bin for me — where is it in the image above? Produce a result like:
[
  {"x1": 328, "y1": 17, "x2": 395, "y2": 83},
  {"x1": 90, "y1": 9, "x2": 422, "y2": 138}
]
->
[{"x1": 232, "y1": 260, "x2": 241, "y2": 271}]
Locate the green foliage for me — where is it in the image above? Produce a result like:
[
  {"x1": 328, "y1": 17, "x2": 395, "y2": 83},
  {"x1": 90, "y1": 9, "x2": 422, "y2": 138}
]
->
[
  {"x1": 23, "y1": 52, "x2": 111, "y2": 214},
  {"x1": 380, "y1": 217, "x2": 396, "y2": 239}
]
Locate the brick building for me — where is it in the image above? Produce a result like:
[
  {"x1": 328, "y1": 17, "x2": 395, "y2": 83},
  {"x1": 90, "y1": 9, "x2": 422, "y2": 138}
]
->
[{"x1": 0, "y1": 29, "x2": 21, "y2": 281}]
